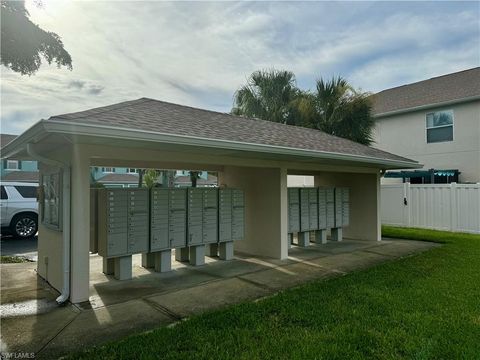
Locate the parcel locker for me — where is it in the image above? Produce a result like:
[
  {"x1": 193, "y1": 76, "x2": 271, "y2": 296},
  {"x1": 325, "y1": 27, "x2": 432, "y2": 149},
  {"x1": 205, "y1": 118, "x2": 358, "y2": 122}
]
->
[
  {"x1": 287, "y1": 188, "x2": 300, "y2": 233},
  {"x1": 150, "y1": 188, "x2": 170, "y2": 251},
  {"x1": 127, "y1": 189, "x2": 149, "y2": 254},
  {"x1": 325, "y1": 187, "x2": 335, "y2": 228},
  {"x1": 308, "y1": 188, "x2": 319, "y2": 230},
  {"x1": 334, "y1": 188, "x2": 343, "y2": 228},
  {"x1": 218, "y1": 189, "x2": 233, "y2": 242},
  {"x1": 98, "y1": 189, "x2": 128, "y2": 258},
  {"x1": 203, "y1": 188, "x2": 218, "y2": 244},
  {"x1": 317, "y1": 188, "x2": 327, "y2": 229},
  {"x1": 169, "y1": 188, "x2": 187, "y2": 248},
  {"x1": 232, "y1": 189, "x2": 245, "y2": 241}
]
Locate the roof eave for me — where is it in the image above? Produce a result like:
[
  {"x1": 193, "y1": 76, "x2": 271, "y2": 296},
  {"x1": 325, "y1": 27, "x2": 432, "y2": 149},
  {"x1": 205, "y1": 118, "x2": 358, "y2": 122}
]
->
[
  {"x1": 3, "y1": 119, "x2": 419, "y2": 170},
  {"x1": 373, "y1": 95, "x2": 480, "y2": 119}
]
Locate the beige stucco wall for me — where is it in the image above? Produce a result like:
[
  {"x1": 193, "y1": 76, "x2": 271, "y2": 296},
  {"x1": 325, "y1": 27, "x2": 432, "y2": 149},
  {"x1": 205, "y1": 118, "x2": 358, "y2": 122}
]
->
[
  {"x1": 374, "y1": 100, "x2": 480, "y2": 183},
  {"x1": 315, "y1": 172, "x2": 381, "y2": 241},
  {"x1": 37, "y1": 163, "x2": 64, "y2": 292}
]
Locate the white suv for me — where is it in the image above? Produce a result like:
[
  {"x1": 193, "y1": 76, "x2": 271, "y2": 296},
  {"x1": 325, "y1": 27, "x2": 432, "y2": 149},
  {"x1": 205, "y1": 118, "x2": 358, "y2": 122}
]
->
[{"x1": 0, "y1": 182, "x2": 39, "y2": 238}]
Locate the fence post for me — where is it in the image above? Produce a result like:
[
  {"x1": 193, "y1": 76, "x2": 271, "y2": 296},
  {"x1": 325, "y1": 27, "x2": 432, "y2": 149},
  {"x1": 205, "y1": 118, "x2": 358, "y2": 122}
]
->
[
  {"x1": 450, "y1": 182, "x2": 457, "y2": 232},
  {"x1": 406, "y1": 182, "x2": 411, "y2": 227}
]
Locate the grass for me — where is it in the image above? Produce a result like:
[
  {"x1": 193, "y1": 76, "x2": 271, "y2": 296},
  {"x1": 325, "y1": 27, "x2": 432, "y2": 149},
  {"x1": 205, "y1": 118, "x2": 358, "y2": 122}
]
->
[
  {"x1": 0, "y1": 255, "x2": 33, "y2": 263},
  {"x1": 72, "y1": 227, "x2": 480, "y2": 359}
]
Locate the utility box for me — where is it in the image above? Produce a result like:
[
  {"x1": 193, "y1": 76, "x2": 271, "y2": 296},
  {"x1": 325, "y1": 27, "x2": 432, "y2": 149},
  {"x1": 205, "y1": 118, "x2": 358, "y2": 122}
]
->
[
  {"x1": 168, "y1": 188, "x2": 188, "y2": 249},
  {"x1": 325, "y1": 187, "x2": 335, "y2": 228},
  {"x1": 334, "y1": 187, "x2": 350, "y2": 227},
  {"x1": 98, "y1": 188, "x2": 150, "y2": 258},
  {"x1": 90, "y1": 188, "x2": 98, "y2": 253},
  {"x1": 187, "y1": 188, "x2": 218, "y2": 246},
  {"x1": 300, "y1": 188, "x2": 318, "y2": 231},
  {"x1": 287, "y1": 188, "x2": 300, "y2": 233},
  {"x1": 219, "y1": 188, "x2": 245, "y2": 242},
  {"x1": 232, "y1": 189, "x2": 245, "y2": 241}
]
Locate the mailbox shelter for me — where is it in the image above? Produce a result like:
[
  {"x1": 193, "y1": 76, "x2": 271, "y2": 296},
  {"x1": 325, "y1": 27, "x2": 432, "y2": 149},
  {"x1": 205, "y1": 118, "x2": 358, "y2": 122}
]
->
[{"x1": 0, "y1": 98, "x2": 419, "y2": 303}]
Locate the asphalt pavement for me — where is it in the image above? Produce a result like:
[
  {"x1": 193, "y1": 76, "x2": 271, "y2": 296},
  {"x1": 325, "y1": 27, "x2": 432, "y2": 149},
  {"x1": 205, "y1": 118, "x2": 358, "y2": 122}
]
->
[{"x1": 0, "y1": 234, "x2": 38, "y2": 260}]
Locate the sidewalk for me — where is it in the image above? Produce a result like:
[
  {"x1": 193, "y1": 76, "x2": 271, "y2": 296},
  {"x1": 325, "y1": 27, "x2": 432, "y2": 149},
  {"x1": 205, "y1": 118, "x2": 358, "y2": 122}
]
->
[{"x1": 0, "y1": 238, "x2": 439, "y2": 359}]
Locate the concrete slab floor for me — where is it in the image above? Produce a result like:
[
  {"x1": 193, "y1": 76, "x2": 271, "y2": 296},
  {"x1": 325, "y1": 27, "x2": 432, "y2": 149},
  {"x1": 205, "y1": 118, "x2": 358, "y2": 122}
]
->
[{"x1": 0, "y1": 238, "x2": 440, "y2": 359}]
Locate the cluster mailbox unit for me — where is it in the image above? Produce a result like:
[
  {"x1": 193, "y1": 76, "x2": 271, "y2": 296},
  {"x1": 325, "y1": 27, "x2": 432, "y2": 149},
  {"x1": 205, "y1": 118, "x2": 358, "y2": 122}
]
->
[
  {"x1": 95, "y1": 187, "x2": 245, "y2": 280},
  {"x1": 97, "y1": 188, "x2": 149, "y2": 280},
  {"x1": 287, "y1": 186, "x2": 349, "y2": 247}
]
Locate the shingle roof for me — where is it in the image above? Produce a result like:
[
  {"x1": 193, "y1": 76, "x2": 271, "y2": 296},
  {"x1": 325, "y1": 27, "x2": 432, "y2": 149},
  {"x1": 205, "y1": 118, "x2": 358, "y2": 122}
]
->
[
  {"x1": 48, "y1": 98, "x2": 414, "y2": 164},
  {"x1": 1, "y1": 134, "x2": 18, "y2": 148},
  {"x1": 175, "y1": 174, "x2": 218, "y2": 186},
  {"x1": 372, "y1": 67, "x2": 480, "y2": 116},
  {"x1": 97, "y1": 173, "x2": 139, "y2": 184},
  {"x1": 1, "y1": 171, "x2": 39, "y2": 182}
]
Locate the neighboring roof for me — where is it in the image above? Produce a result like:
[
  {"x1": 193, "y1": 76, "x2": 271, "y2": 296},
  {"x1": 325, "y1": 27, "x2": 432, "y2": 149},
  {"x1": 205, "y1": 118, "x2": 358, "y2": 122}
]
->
[
  {"x1": 1, "y1": 133, "x2": 18, "y2": 148},
  {"x1": 96, "y1": 173, "x2": 139, "y2": 184},
  {"x1": 372, "y1": 67, "x2": 480, "y2": 116},
  {"x1": 42, "y1": 97, "x2": 414, "y2": 165},
  {"x1": 1, "y1": 171, "x2": 39, "y2": 182}
]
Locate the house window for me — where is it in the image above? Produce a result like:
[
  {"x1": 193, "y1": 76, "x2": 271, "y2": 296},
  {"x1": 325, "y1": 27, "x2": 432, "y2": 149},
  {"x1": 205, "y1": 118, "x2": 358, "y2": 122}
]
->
[
  {"x1": 102, "y1": 167, "x2": 115, "y2": 173},
  {"x1": 426, "y1": 110, "x2": 453, "y2": 143},
  {"x1": 127, "y1": 168, "x2": 138, "y2": 173},
  {"x1": 6, "y1": 160, "x2": 19, "y2": 170}
]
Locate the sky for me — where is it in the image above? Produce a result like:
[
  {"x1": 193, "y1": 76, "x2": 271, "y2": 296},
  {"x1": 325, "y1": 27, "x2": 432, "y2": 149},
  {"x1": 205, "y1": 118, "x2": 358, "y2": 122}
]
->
[{"x1": 1, "y1": 1, "x2": 479, "y2": 135}]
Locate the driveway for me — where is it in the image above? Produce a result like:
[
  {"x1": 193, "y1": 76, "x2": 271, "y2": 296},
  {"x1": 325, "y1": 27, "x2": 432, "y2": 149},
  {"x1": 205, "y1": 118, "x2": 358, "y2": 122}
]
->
[
  {"x1": 0, "y1": 235, "x2": 38, "y2": 261},
  {"x1": 0, "y1": 238, "x2": 440, "y2": 359}
]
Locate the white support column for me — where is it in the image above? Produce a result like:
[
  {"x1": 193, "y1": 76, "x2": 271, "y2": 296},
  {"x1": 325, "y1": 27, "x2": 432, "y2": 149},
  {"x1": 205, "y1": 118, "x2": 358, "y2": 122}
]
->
[{"x1": 70, "y1": 144, "x2": 91, "y2": 303}]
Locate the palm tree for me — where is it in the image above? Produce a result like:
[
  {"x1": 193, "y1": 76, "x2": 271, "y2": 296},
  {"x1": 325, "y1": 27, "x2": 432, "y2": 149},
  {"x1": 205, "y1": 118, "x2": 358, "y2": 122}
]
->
[
  {"x1": 232, "y1": 69, "x2": 301, "y2": 125},
  {"x1": 309, "y1": 76, "x2": 375, "y2": 145}
]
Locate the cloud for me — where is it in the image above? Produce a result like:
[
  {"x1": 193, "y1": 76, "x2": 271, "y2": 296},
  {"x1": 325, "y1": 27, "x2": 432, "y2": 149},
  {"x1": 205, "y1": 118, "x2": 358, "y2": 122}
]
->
[{"x1": 1, "y1": 1, "x2": 478, "y2": 134}]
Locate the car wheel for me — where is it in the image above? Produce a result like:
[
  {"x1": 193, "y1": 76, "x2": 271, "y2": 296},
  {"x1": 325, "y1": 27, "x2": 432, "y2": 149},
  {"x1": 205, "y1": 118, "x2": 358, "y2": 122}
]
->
[{"x1": 11, "y1": 214, "x2": 38, "y2": 239}]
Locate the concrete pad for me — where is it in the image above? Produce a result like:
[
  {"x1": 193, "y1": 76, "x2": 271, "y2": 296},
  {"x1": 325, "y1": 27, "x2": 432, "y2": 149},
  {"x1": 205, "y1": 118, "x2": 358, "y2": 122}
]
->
[
  {"x1": 193, "y1": 258, "x2": 273, "y2": 278},
  {"x1": 88, "y1": 267, "x2": 218, "y2": 309},
  {"x1": 0, "y1": 305, "x2": 79, "y2": 355},
  {"x1": 364, "y1": 240, "x2": 439, "y2": 258},
  {"x1": 39, "y1": 299, "x2": 172, "y2": 359},
  {"x1": 288, "y1": 246, "x2": 331, "y2": 261},
  {"x1": 308, "y1": 251, "x2": 391, "y2": 273},
  {"x1": 146, "y1": 278, "x2": 270, "y2": 318},
  {"x1": 239, "y1": 262, "x2": 334, "y2": 291}
]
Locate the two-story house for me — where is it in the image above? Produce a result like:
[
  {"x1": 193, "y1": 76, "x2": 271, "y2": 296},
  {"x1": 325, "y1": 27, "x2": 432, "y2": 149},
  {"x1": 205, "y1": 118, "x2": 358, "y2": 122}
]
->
[
  {"x1": 373, "y1": 67, "x2": 480, "y2": 184},
  {"x1": 1, "y1": 134, "x2": 39, "y2": 182}
]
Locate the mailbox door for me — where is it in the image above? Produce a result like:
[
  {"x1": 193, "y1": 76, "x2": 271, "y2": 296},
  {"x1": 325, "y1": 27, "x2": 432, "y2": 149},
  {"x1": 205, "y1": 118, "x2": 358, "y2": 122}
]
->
[
  {"x1": 317, "y1": 188, "x2": 327, "y2": 229},
  {"x1": 308, "y1": 188, "x2": 319, "y2": 231},
  {"x1": 106, "y1": 189, "x2": 128, "y2": 257},
  {"x1": 334, "y1": 188, "x2": 343, "y2": 228},
  {"x1": 232, "y1": 190, "x2": 245, "y2": 241},
  {"x1": 326, "y1": 187, "x2": 335, "y2": 228},
  {"x1": 342, "y1": 188, "x2": 350, "y2": 227},
  {"x1": 203, "y1": 189, "x2": 218, "y2": 244},
  {"x1": 188, "y1": 188, "x2": 203, "y2": 246},
  {"x1": 299, "y1": 188, "x2": 310, "y2": 231},
  {"x1": 169, "y1": 189, "x2": 187, "y2": 248},
  {"x1": 151, "y1": 189, "x2": 169, "y2": 251},
  {"x1": 288, "y1": 188, "x2": 300, "y2": 233},
  {"x1": 219, "y1": 189, "x2": 233, "y2": 243}
]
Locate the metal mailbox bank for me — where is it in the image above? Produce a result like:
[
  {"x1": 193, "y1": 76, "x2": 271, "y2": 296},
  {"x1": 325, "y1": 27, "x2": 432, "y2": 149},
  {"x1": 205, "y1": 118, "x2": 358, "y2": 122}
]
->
[
  {"x1": 332, "y1": 187, "x2": 350, "y2": 241},
  {"x1": 98, "y1": 188, "x2": 149, "y2": 280}
]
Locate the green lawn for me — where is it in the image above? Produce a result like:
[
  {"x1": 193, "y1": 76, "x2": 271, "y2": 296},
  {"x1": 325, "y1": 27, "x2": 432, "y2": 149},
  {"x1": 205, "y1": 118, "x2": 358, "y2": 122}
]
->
[
  {"x1": 73, "y1": 227, "x2": 480, "y2": 359},
  {"x1": 0, "y1": 255, "x2": 33, "y2": 263}
]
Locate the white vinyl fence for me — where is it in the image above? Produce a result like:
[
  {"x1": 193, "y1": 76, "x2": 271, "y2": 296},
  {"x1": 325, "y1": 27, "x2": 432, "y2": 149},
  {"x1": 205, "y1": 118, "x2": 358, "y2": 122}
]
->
[{"x1": 381, "y1": 183, "x2": 480, "y2": 234}]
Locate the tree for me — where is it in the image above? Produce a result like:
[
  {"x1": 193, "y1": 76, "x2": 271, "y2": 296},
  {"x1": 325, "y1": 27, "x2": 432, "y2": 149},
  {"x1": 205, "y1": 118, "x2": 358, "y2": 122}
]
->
[
  {"x1": 232, "y1": 69, "x2": 302, "y2": 125},
  {"x1": 1, "y1": 1, "x2": 72, "y2": 75},
  {"x1": 308, "y1": 77, "x2": 375, "y2": 145},
  {"x1": 189, "y1": 171, "x2": 201, "y2": 188}
]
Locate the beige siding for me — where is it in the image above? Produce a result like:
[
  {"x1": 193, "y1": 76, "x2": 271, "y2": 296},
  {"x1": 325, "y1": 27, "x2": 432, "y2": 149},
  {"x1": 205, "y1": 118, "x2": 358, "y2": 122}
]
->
[{"x1": 374, "y1": 100, "x2": 480, "y2": 183}]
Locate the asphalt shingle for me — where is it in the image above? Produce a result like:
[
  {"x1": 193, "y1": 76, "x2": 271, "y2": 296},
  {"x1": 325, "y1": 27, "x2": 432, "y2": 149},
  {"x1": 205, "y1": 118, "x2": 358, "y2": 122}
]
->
[
  {"x1": 48, "y1": 98, "x2": 415, "y2": 164},
  {"x1": 372, "y1": 67, "x2": 480, "y2": 115}
]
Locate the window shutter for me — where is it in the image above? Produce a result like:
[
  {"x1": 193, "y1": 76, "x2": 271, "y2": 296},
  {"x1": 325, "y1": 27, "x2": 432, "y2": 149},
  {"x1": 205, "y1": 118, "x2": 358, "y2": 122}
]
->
[{"x1": 18, "y1": 161, "x2": 22, "y2": 170}]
